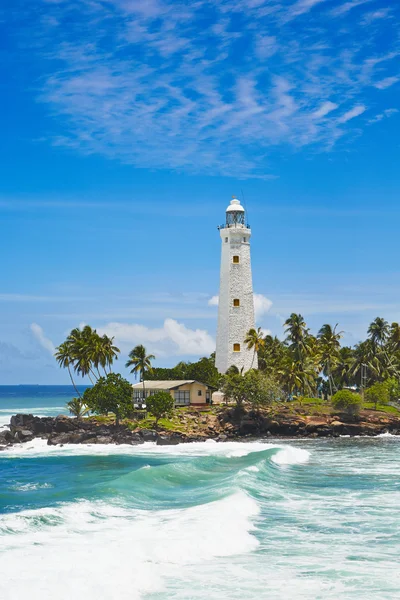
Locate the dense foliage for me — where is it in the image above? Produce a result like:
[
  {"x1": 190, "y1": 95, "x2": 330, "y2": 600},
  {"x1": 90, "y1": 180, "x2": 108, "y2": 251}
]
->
[
  {"x1": 83, "y1": 373, "x2": 133, "y2": 425},
  {"x1": 331, "y1": 390, "x2": 362, "y2": 416},
  {"x1": 255, "y1": 315, "x2": 400, "y2": 399},
  {"x1": 221, "y1": 370, "x2": 282, "y2": 411},
  {"x1": 145, "y1": 355, "x2": 222, "y2": 389},
  {"x1": 146, "y1": 391, "x2": 175, "y2": 426}
]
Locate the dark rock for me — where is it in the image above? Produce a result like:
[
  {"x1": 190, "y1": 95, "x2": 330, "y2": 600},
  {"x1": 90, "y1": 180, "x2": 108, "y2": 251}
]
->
[
  {"x1": 15, "y1": 429, "x2": 34, "y2": 442},
  {"x1": 239, "y1": 417, "x2": 260, "y2": 435},
  {"x1": 156, "y1": 434, "x2": 181, "y2": 445},
  {"x1": 10, "y1": 414, "x2": 34, "y2": 429},
  {"x1": 48, "y1": 433, "x2": 73, "y2": 446},
  {"x1": 140, "y1": 429, "x2": 158, "y2": 441},
  {"x1": 96, "y1": 436, "x2": 113, "y2": 444},
  {"x1": 53, "y1": 417, "x2": 79, "y2": 433},
  {"x1": 0, "y1": 430, "x2": 14, "y2": 444}
]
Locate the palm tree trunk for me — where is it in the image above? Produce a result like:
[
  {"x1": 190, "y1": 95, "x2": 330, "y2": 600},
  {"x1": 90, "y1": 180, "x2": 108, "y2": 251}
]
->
[
  {"x1": 89, "y1": 368, "x2": 99, "y2": 383},
  {"x1": 142, "y1": 369, "x2": 146, "y2": 403},
  {"x1": 250, "y1": 348, "x2": 256, "y2": 369},
  {"x1": 68, "y1": 365, "x2": 82, "y2": 398}
]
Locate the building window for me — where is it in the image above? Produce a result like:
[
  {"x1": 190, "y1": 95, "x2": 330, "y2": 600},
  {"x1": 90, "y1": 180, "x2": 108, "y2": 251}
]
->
[
  {"x1": 232, "y1": 255, "x2": 240, "y2": 264},
  {"x1": 225, "y1": 237, "x2": 228, "y2": 243},
  {"x1": 233, "y1": 299, "x2": 240, "y2": 307},
  {"x1": 243, "y1": 237, "x2": 247, "y2": 242},
  {"x1": 233, "y1": 343, "x2": 241, "y2": 352},
  {"x1": 198, "y1": 390, "x2": 202, "y2": 396},
  {"x1": 174, "y1": 390, "x2": 190, "y2": 405}
]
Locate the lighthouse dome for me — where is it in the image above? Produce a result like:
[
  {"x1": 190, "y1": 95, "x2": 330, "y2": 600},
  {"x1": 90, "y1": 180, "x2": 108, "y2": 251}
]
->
[{"x1": 226, "y1": 198, "x2": 245, "y2": 212}]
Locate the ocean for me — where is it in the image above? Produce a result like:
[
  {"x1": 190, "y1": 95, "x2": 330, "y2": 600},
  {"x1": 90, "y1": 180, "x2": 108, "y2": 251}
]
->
[{"x1": 1, "y1": 386, "x2": 399, "y2": 599}]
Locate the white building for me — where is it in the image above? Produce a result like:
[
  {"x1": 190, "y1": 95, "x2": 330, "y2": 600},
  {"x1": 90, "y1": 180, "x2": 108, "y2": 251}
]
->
[{"x1": 215, "y1": 197, "x2": 257, "y2": 374}]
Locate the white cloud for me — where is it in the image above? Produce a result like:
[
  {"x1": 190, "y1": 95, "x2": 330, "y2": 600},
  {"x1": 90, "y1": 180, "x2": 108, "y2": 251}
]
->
[
  {"x1": 374, "y1": 76, "x2": 399, "y2": 90},
  {"x1": 208, "y1": 295, "x2": 219, "y2": 307},
  {"x1": 30, "y1": 323, "x2": 55, "y2": 355},
  {"x1": 313, "y1": 101, "x2": 338, "y2": 119},
  {"x1": 368, "y1": 108, "x2": 398, "y2": 124},
  {"x1": 254, "y1": 294, "x2": 273, "y2": 320},
  {"x1": 99, "y1": 318, "x2": 215, "y2": 357},
  {"x1": 337, "y1": 105, "x2": 366, "y2": 124},
  {"x1": 289, "y1": 0, "x2": 327, "y2": 18},
  {"x1": 331, "y1": 0, "x2": 372, "y2": 17},
  {"x1": 207, "y1": 293, "x2": 272, "y2": 321}
]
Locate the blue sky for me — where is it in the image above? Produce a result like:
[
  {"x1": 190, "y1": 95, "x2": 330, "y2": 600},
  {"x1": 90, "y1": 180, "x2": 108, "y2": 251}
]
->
[{"x1": 1, "y1": 0, "x2": 400, "y2": 384}]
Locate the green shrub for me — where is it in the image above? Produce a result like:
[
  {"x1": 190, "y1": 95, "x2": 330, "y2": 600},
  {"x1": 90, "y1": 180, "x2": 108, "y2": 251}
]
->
[
  {"x1": 364, "y1": 382, "x2": 389, "y2": 410},
  {"x1": 146, "y1": 391, "x2": 175, "y2": 426},
  {"x1": 331, "y1": 389, "x2": 362, "y2": 416}
]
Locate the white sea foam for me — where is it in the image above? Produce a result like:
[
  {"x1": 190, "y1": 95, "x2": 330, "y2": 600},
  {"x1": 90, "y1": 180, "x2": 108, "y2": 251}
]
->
[
  {"x1": 8, "y1": 482, "x2": 53, "y2": 492},
  {"x1": 271, "y1": 447, "x2": 310, "y2": 466},
  {"x1": 1, "y1": 436, "x2": 306, "y2": 463},
  {"x1": 0, "y1": 491, "x2": 259, "y2": 600}
]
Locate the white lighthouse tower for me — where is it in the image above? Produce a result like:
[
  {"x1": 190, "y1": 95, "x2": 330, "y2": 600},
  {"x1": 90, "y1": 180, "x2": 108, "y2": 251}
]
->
[{"x1": 215, "y1": 197, "x2": 257, "y2": 374}]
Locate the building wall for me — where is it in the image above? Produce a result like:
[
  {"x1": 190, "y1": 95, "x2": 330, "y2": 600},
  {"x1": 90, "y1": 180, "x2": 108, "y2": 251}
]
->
[
  {"x1": 173, "y1": 382, "x2": 208, "y2": 404},
  {"x1": 215, "y1": 226, "x2": 257, "y2": 374},
  {"x1": 133, "y1": 383, "x2": 209, "y2": 405}
]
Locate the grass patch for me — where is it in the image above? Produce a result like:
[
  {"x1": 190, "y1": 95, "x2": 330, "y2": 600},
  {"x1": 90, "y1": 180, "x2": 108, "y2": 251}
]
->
[{"x1": 362, "y1": 402, "x2": 400, "y2": 415}]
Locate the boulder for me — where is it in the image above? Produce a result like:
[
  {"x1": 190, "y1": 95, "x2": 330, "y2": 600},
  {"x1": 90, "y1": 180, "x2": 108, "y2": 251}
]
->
[
  {"x1": 0, "y1": 430, "x2": 14, "y2": 444},
  {"x1": 96, "y1": 436, "x2": 113, "y2": 444},
  {"x1": 140, "y1": 429, "x2": 158, "y2": 441},
  {"x1": 239, "y1": 417, "x2": 260, "y2": 435},
  {"x1": 156, "y1": 434, "x2": 181, "y2": 445},
  {"x1": 48, "y1": 433, "x2": 74, "y2": 446},
  {"x1": 14, "y1": 429, "x2": 34, "y2": 442},
  {"x1": 10, "y1": 414, "x2": 34, "y2": 429},
  {"x1": 53, "y1": 417, "x2": 79, "y2": 433}
]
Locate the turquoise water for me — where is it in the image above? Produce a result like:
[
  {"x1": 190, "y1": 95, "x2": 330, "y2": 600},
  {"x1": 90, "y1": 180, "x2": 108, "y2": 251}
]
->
[{"x1": 1, "y1": 388, "x2": 400, "y2": 599}]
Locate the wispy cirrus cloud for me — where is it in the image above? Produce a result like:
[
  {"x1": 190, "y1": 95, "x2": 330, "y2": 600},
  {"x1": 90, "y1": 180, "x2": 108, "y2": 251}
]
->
[
  {"x1": 11, "y1": 0, "x2": 400, "y2": 177},
  {"x1": 30, "y1": 323, "x2": 55, "y2": 355},
  {"x1": 337, "y1": 105, "x2": 367, "y2": 124}
]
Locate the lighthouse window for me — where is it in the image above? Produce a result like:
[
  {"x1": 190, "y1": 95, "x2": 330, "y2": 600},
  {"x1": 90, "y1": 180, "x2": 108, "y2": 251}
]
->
[
  {"x1": 232, "y1": 255, "x2": 240, "y2": 264},
  {"x1": 233, "y1": 299, "x2": 240, "y2": 307},
  {"x1": 225, "y1": 237, "x2": 228, "y2": 243},
  {"x1": 233, "y1": 343, "x2": 241, "y2": 352},
  {"x1": 243, "y1": 237, "x2": 247, "y2": 242}
]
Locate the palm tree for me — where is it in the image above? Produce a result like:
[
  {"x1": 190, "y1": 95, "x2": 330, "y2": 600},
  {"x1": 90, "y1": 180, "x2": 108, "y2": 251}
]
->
[
  {"x1": 284, "y1": 313, "x2": 310, "y2": 365},
  {"x1": 66, "y1": 397, "x2": 91, "y2": 419},
  {"x1": 368, "y1": 317, "x2": 389, "y2": 348},
  {"x1": 67, "y1": 326, "x2": 97, "y2": 384},
  {"x1": 332, "y1": 346, "x2": 354, "y2": 389},
  {"x1": 258, "y1": 335, "x2": 286, "y2": 374},
  {"x1": 244, "y1": 327, "x2": 265, "y2": 368},
  {"x1": 317, "y1": 323, "x2": 343, "y2": 397},
  {"x1": 125, "y1": 345, "x2": 155, "y2": 401},
  {"x1": 54, "y1": 342, "x2": 82, "y2": 397},
  {"x1": 100, "y1": 334, "x2": 120, "y2": 373},
  {"x1": 388, "y1": 322, "x2": 400, "y2": 352},
  {"x1": 279, "y1": 357, "x2": 315, "y2": 399}
]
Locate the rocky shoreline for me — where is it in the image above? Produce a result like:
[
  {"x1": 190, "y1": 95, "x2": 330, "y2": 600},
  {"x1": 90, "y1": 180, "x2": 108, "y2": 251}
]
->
[{"x1": 1, "y1": 408, "x2": 400, "y2": 450}]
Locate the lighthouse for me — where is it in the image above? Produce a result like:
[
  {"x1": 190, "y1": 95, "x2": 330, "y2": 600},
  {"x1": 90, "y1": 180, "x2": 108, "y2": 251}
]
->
[{"x1": 215, "y1": 197, "x2": 257, "y2": 374}]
